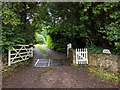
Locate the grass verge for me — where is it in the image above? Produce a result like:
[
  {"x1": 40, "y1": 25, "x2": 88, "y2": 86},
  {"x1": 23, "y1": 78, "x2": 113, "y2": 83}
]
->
[
  {"x1": 38, "y1": 45, "x2": 47, "y2": 54},
  {"x1": 88, "y1": 66, "x2": 120, "y2": 83},
  {"x1": 3, "y1": 60, "x2": 31, "y2": 78}
]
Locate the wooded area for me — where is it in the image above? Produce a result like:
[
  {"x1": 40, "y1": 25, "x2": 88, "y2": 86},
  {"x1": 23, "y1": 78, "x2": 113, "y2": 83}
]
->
[{"x1": 1, "y1": 2, "x2": 120, "y2": 55}]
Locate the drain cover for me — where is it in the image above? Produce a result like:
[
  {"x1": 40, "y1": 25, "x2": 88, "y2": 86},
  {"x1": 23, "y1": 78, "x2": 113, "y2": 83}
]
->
[{"x1": 34, "y1": 59, "x2": 63, "y2": 67}]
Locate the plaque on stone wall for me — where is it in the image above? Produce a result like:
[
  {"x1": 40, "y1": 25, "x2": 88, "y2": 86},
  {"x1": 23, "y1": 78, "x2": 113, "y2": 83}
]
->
[{"x1": 102, "y1": 49, "x2": 111, "y2": 54}]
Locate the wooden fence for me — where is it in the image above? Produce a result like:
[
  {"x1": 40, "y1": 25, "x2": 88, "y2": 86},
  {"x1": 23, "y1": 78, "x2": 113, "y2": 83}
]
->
[{"x1": 8, "y1": 45, "x2": 33, "y2": 66}]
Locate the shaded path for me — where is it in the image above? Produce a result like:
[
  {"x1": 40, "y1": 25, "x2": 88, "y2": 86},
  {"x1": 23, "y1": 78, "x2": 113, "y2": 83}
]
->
[
  {"x1": 33, "y1": 45, "x2": 66, "y2": 60},
  {"x1": 2, "y1": 45, "x2": 118, "y2": 88},
  {"x1": 33, "y1": 45, "x2": 68, "y2": 67}
]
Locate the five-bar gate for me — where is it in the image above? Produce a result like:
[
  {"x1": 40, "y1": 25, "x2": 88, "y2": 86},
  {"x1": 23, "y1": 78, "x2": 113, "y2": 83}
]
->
[{"x1": 8, "y1": 45, "x2": 33, "y2": 66}]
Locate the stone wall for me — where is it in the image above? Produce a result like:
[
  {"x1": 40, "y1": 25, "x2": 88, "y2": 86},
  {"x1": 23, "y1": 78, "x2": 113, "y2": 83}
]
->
[
  {"x1": 67, "y1": 48, "x2": 120, "y2": 72},
  {"x1": 88, "y1": 50, "x2": 120, "y2": 71}
]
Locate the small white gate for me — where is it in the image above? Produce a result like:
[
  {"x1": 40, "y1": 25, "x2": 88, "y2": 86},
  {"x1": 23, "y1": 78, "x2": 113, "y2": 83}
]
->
[
  {"x1": 76, "y1": 48, "x2": 88, "y2": 64},
  {"x1": 8, "y1": 45, "x2": 33, "y2": 66}
]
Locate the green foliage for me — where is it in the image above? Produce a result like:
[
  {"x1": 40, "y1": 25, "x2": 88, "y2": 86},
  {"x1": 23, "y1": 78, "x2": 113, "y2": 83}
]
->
[
  {"x1": 2, "y1": 2, "x2": 39, "y2": 56},
  {"x1": 2, "y1": 2, "x2": 120, "y2": 55},
  {"x1": 46, "y1": 35, "x2": 54, "y2": 50},
  {"x1": 40, "y1": 30, "x2": 48, "y2": 40},
  {"x1": 34, "y1": 33, "x2": 46, "y2": 44},
  {"x1": 87, "y1": 46, "x2": 104, "y2": 53},
  {"x1": 38, "y1": 2, "x2": 120, "y2": 54},
  {"x1": 2, "y1": 3, "x2": 21, "y2": 26},
  {"x1": 99, "y1": 10, "x2": 120, "y2": 51}
]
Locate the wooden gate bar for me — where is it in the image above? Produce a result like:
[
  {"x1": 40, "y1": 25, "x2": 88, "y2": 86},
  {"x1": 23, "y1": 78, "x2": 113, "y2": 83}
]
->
[{"x1": 8, "y1": 45, "x2": 34, "y2": 66}]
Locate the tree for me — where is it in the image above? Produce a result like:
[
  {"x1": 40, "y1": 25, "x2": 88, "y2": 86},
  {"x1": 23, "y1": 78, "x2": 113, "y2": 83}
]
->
[
  {"x1": 37, "y1": 2, "x2": 120, "y2": 53},
  {"x1": 2, "y1": 2, "x2": 120, "y2": 54},
  {"x1": 1, "y1": 2, "x2": 40, "y2": 55}
]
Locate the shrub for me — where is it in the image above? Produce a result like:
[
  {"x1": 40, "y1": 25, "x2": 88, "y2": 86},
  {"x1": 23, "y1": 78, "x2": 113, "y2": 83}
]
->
[
  {"x1": 35, "y1": 33, "x2": 46, "y2": 44},
  {"x1": 46, "y1": 35, "x2": 55, "y2": 49}
]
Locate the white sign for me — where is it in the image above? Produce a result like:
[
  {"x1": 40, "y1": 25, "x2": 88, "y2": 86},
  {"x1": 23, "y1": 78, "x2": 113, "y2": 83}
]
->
[{"x1": 102, "y1": 49, "x2": 111, "y2": 54}]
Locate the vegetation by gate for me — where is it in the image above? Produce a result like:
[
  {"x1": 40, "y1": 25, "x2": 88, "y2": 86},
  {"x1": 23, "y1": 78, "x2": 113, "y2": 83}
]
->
[{"x1": 8, "y1": 45, "x2": 33, "y2": 66}]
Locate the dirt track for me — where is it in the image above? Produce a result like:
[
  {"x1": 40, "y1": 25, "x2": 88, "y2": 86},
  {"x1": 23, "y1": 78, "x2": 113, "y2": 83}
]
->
[{"x1": 2, "y1": 45, "x2": 118, "y2": 88}]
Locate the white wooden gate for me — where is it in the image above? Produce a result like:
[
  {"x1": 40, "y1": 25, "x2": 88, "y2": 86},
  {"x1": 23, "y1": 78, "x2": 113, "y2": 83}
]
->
[
  {"x1": 76, "y1": 48, "x2": 88, "y2": 64},
  {"x1": 8, "y1": 45, "x2": 33, "y2": 66}
]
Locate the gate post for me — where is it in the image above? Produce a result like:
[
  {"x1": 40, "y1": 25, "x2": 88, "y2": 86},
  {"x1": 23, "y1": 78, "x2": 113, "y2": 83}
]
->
[
  {"x1": 67, "y1": 43, "x2": 72, "y2": 58},
  {"x1": 31, "y1": 47, "x2": 33, "y2": 57},
  {"x1": 76, "y1": 48, "x2": 78, "y2": 64},
  {"x1": 86, "y1": 48, "x2": 88, "y2": 64},
  {"x1": 8, "y1": 49, "x2": 11, "y2": 66}
]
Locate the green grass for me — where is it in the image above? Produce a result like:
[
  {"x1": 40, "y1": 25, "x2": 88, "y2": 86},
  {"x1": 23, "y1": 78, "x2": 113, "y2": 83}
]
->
[
  {"x1": 3, "y1": 60, "x2": 31, "y2": 78},
  {"x1": 35, "y1": 44, "x2": 40, "y2": 46},
  {"x1": 88, "y1": 67, "x2": 120, "y2": 82},
  {"x1": 87, "y1": 46, "x2": 104, "y2": 53},
  {"x1": 38, "y1": 45, "x2": 47, "y2": 54}
]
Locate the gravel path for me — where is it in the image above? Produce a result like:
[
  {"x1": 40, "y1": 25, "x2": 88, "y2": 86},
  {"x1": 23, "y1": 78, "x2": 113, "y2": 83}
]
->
[{"x1": 2, "y1": 45, "x2": 119, "y2": 88}]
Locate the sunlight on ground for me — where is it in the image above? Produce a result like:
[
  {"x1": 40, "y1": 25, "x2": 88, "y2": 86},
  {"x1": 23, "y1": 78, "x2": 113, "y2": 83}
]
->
[
  {"x1": 35, "y1": 44, "x2": 48, "y2": 54},
  {"x1": 34, "y1": 44, "x2": 46, "y2": 46}
]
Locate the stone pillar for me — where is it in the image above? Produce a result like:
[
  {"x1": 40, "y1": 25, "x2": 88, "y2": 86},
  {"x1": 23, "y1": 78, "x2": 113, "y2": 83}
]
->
[
  {"x1": 67, "y1": 43, "x2": 72, "y2": 58},
  {"x1": 73, "y1": 50, "x2": 76, "y2": 65}
]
